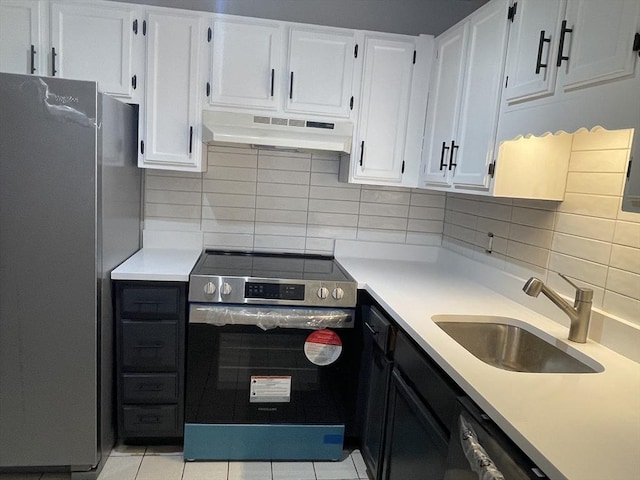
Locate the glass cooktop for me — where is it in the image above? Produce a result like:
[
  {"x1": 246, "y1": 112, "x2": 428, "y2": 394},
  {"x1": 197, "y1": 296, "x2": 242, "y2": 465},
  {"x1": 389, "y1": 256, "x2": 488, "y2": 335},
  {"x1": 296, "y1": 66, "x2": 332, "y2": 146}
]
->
[{"x1": 191, "y1": 250, "x2": 352, "y2": 282}]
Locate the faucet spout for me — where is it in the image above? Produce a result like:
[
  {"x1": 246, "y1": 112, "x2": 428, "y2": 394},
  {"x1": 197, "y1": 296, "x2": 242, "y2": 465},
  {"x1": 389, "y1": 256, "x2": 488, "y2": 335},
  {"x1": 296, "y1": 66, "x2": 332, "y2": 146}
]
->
[{"x1": 523, "y1": 274, "x2": 593, "y2": 343}]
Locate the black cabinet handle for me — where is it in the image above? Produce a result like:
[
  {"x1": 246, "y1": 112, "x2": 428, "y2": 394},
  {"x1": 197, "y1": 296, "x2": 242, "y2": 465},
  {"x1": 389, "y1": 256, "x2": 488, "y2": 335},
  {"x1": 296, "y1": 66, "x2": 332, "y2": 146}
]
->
[
  {"x1": 364, "y1": 322, "x2": 379, "y2": 335},
  {"x1": 30, "y1": 44, "x2": 36, "y2": 74},
  {"x1": 133, "y1": 19, "x2": 138, "y2": 35},
  {"x1": 134, "y1": 342, "x2": 164, "y2": 349},
  {"x1": 132, "y1": 74, "x2": 137, "y2": 89},
  {"x1": 535, "y1": 30, "x2": 551, "y2": 74},
  {"x1": 51, "y1": 47, "x2": 57, "y2": 76},
  {"x1": 206, "y1": 82, "x2": 211, "y2": 97},
  {"x1": 448, "y1": 140, "x2": 459, "y2": 170},
  {"x1": 189, "y1": 126, "x2": 193, "y2": 154},
  {"x1": 270, "y1": 68, "x2": 275, "y2": 97},
  {"x1": 439, "y1": 141, "x2": 450, "y2": 170},
  {"x1": 143, "y1": 20, "x2": 146, "y2": 36},
  {"x1": 289, "y1": 71, "x2": 294, "y2": 99},
  {"x1": 359, "y1": 140, "x2": 365, "y2": 166},
  {"x1": 138, "y1": 414, "x2": 161, "y2": 424},
  {"x1": 556, "y1": 20, "x2": 573, "y2": 67}
]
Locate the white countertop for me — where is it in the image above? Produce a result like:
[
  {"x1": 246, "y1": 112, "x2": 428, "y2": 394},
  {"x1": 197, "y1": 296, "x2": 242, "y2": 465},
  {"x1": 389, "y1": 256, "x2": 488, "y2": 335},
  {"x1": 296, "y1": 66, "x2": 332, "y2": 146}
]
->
[
  {"x1": 335, "y1": 246, "x2": 640, "y2": 480},
  {"x1": 111, "y1": 248, "x2": 201, "y2": 281},
  {"x1": 111, "y1": 245, "x2": 640, "y2": 479}
]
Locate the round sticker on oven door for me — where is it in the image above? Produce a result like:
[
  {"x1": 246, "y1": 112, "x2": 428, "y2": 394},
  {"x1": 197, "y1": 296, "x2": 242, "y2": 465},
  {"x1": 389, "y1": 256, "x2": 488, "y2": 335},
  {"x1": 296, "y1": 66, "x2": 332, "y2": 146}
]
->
[{"x1": 304, "y1": 329, "x2": 342, "y2": 366}]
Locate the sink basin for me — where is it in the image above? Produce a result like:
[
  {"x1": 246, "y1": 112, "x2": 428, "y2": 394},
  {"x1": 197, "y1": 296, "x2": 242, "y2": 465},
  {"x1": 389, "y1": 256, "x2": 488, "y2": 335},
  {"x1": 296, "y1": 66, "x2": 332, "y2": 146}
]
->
[{"x1": 433, "y1": 315, "x2": 603, "y2": 374}]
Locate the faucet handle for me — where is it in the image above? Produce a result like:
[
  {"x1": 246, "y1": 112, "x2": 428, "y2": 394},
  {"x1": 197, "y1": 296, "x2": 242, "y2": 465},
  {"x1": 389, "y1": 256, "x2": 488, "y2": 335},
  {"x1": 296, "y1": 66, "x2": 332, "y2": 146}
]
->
[{"x1": 558, "y1": 273, "x2": 593, "y2": 302}]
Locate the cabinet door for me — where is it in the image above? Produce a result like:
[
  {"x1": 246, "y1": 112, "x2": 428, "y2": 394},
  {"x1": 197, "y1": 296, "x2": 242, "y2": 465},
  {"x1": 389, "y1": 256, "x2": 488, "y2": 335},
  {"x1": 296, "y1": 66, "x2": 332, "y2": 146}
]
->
[
  {"x1": 0, "y1": 0, "x2": 47, "y2": 75},
  {"x1": 452, "y1": 0, "x2": 510, "y2": 188},
  {"x1": 421, "y1": 24, "x2": 467, "y2": 187},
  {"x1": 285, "y1": 28, "x2": 355, "y2": 117},
  {"x1": 50, "y1": 2, "x2": 136, "y2": 98},
  {"x1": 382, "y1": 369, "x2": 449, "y2": 480},
  {"x1": 503, "y1": 0, "x2": 566, "y2": 103},
  {"x1": 561, "y1": 0, "x2": 640, "y2": 90},
  {"x1": 143, "y1": 11, "x2": 205, "y2": 171},
  {"x1": 353, "y1": 36, "x2": 415, "y2": 183},
  {"x1": 209, "y1": 19, "x2": 281, "y2": 110}
]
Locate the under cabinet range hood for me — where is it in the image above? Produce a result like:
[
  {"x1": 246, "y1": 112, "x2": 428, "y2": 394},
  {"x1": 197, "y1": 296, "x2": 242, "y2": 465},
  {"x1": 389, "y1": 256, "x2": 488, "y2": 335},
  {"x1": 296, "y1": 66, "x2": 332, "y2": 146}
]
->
[{"x1": 202, "y1": 110, "x2": 353, "y2": 153}]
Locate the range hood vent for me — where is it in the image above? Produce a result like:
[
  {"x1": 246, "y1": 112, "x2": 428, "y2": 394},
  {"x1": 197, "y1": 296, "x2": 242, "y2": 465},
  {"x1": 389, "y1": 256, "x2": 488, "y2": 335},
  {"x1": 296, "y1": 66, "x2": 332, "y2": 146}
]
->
[{"x1": 202, "y1": 110, "x2": 353, "y2": 153}]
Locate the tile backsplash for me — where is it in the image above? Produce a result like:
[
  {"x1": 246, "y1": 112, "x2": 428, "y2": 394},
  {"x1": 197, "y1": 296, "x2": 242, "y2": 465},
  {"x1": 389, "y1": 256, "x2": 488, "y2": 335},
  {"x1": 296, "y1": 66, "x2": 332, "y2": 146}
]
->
[
  {"x1": 442, "y1": 128, "x2": 640, "y2": 327},
  {"x1": 144, "y1": 144, "x2": 445, "y2": 256},
  {"x1": 144, "y1": 129, "x2": 638, "y2": 328}
]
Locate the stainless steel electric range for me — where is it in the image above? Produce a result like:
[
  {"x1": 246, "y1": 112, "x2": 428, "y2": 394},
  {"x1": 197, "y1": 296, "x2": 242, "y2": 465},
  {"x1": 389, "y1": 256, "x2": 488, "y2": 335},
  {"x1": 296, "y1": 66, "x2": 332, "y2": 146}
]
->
[{"x1": 184, "y1": 250, "x2": 359, "y2": 461}]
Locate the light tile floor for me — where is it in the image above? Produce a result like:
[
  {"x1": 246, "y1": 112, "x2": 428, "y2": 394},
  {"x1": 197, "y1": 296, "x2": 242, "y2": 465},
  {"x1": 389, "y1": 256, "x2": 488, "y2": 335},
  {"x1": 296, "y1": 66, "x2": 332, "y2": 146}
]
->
[{"x1": 0, "y1": 446, "x2": 370, "y2": 480}]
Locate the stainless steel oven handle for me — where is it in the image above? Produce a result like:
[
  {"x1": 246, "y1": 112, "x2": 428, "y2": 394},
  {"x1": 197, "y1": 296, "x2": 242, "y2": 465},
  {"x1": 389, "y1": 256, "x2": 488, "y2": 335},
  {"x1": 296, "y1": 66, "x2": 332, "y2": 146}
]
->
[{"x1": 189, "y1": 304, "x2": 354, "y2": 330}]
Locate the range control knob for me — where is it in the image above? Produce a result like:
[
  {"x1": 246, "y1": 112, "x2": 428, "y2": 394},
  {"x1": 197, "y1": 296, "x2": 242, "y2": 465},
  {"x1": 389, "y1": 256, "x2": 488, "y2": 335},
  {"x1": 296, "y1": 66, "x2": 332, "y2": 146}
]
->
[
  {"x1": 332, "y1": 287, "x2": 344, "y2": 300},
  {"x1": 317, "y1": 287, "x2": 329, "y2": 299},
  {"x1": 204, "y1": 281, "x2": 216, "y2": 295},
  {"x1": 220, "y1": 282, "x2": 232, "y2": 296}
]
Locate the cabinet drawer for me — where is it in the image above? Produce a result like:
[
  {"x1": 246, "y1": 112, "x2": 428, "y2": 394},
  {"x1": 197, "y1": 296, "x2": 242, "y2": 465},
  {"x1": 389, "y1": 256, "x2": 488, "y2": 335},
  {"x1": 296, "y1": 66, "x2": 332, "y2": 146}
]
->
[
  {"x1": 122, "y1": 405, "x2": 180, "y2": 437},
  {"x1": 121, "y1": 321, "x2": 178, "y2": 370},
  {"x1": 123, "y1": 373, "x2": 178, "y2": 403},
  {"x1": 119, "y1": 285, "x2": 183, "y2": 320},
  {"x1": 365, "y1": 306, "x2": 393, "y2": 353},
  {"x1": 394, "y1": 331, "x2": 462, "y2": 434}
]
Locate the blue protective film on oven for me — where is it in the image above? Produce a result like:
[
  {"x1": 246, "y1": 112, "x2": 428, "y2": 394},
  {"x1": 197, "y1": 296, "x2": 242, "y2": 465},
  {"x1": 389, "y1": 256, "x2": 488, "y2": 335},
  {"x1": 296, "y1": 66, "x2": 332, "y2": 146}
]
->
[{"x1": 184, "y1": 423, "x2": 345, "y2": 461}]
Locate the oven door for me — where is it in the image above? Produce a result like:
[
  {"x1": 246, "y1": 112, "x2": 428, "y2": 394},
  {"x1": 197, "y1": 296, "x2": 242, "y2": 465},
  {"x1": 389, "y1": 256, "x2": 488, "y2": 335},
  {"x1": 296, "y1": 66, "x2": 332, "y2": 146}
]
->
[{"x1": 184, "y1": 304, "x2": 356, "y2": 461}]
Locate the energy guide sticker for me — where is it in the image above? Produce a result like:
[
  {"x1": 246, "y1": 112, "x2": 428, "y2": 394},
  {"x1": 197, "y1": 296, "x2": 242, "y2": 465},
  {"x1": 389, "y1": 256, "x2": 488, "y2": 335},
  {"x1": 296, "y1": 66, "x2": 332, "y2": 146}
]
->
[
  {"x1": 250, "y1": 376, "x2": 291, "y2": 403},
  {"x1": 304, "y1": 329, "x2": 342, "y2": 366}
]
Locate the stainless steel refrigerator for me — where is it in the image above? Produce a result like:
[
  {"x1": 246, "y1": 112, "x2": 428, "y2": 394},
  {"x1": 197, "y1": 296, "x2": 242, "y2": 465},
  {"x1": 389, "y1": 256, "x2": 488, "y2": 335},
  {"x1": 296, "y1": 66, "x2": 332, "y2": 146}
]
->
[{"x1": 0, "y1": 73, "x2": 142, "y2": 478}]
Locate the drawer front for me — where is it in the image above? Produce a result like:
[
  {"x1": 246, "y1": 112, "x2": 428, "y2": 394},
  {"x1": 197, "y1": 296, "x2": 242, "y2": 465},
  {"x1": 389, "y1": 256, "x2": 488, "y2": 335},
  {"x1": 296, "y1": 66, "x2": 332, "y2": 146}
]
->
[
  {"x1": 119, "y1": 284, "x2": 183, "y2": 320},
  {"x1": 122, "y1": 321, "x2": 178, "y2": 370},
  {"x1": 365, "y1": 306, "x2": 393, "y2": 353},
  {"x1": 122, "y1": 405, "x2": 179, "y2": 437},
  {"x1": 394, "y1": 331, "x2": 462, "y2": 434},
  {"x1": 123, "y1": 373, "x2": 178, "y2": 403}
]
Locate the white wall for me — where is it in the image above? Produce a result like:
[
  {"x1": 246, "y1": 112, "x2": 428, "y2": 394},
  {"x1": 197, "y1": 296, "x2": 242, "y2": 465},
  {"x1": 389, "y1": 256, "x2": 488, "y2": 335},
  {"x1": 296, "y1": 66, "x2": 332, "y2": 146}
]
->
[
  {"x1": 442, "y1": 128, "x2": 640, "y2": 328},
  {"x1": 144, "y1": 144, "x2": 445, "y2": 254}
]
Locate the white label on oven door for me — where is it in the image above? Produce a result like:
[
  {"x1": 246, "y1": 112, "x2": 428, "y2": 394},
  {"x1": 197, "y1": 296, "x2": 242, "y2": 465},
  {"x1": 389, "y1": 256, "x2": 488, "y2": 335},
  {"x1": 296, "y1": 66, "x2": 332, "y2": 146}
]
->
[{"x1": 250, "y1": 376, "x2": 292, "y2": 403}]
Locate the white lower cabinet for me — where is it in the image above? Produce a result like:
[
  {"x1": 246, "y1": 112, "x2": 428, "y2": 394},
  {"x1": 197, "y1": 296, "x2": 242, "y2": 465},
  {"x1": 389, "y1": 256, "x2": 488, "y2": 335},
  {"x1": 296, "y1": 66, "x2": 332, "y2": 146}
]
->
[
  {"x1": 141, "y1": 10, "x2": 207, "y2": 172},
  {"x1": 420, "y1": 0, "x2": 510, "y2": 193}
]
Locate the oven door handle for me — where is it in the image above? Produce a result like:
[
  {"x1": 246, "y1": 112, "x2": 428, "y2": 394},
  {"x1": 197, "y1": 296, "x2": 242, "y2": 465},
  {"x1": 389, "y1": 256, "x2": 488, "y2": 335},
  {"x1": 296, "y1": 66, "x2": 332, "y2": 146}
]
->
[{"x1": 189, "y1": 304, "x2": 354, "y2": 330}]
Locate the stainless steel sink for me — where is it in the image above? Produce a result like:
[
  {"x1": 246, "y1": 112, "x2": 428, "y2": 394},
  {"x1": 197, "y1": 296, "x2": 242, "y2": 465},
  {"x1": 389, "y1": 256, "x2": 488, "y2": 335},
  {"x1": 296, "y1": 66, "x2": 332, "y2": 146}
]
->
[{"x1": 433, "y1": 315, "x2": 603, "y2": 374}]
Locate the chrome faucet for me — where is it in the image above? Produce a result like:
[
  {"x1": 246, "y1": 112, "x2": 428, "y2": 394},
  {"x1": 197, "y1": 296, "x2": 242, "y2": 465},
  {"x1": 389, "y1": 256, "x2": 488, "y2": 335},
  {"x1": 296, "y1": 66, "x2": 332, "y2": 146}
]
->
[{"x1": 523, "y1": 273, "x2": 593, "y2": 343}]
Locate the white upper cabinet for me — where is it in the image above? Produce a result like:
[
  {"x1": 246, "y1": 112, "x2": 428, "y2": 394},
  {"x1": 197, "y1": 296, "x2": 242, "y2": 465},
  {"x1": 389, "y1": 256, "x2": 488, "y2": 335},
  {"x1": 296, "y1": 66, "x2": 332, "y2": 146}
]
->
[
  {"x1": 561, "y1": 0, "x2": 640, "y2": 90},
  {"x1": 504, "y1": 0, "x2": 640, "y2": 104},
  {"x1": 421, "y1": 0, "x2": 510, "y2": 192},
  {"x1": 497, "y1": 0, "x2": 640, "y2": 150},
  {"x1": 206, "y1": 18, "x2": 356, "y2": 119},
  {"x1": 49, "y1": 1, "x2": 140, "y2": 99},
  {"x1": 0, "y1": 0, "x2": 48, "y2": 76},
  {"x1": 503, "y1": 0, "x2": 566, "y2": 103},
  {"x1": 340, "y1": 33, "x2": 432, "y2": 187},
  {"x1": 285, "y1": 27, "x2": 355, "y2": 117},
  {"x1": 142, "y1": 10, "x2": 206, "y2": 171},
  {"x1": 422, "y1": 24, "x2": 468, "y2": 187},
  {"x1": 208, "y1": 18, "x2": 282, "y2": 110},
  {"x1": 0, "y1": 0, "x2": 142, "y2": 101}
]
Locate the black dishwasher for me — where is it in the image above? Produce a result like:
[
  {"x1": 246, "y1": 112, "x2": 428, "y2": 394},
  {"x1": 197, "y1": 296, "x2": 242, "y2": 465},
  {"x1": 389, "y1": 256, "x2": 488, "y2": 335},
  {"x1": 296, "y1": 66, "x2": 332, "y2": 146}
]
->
[
  {"x1": 382, "y1": 330, "x2": 463, "y2": 480},
  {"x1": 360, "y1": 305, "x2": 395, "y2": 480},
  {"x1": 444, "y1": 397, "x2": 548, "y2": 479}
]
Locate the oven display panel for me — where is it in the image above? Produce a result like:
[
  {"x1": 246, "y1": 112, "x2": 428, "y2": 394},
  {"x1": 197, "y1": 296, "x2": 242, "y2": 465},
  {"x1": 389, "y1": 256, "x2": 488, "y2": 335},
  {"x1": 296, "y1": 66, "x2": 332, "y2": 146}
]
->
[{"x1": 245, "y1": 282, "x2": 305, "y2": 301}]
